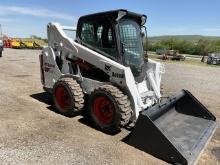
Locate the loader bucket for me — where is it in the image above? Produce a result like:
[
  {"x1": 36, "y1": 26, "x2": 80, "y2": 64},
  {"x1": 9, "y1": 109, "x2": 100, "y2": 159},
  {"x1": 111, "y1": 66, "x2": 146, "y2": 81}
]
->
[{"x1": 128, "y1": 90, "x2": 217, "y2": 165}]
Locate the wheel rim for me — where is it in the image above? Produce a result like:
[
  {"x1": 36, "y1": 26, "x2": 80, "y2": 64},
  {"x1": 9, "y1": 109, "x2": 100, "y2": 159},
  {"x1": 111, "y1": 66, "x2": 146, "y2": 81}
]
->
[
  {"x1": 55, "y1": 85, "x2": 71, "y2": 110},
  {"x1": 93, "y1": 96, "x2": 114, "y2": 124}
]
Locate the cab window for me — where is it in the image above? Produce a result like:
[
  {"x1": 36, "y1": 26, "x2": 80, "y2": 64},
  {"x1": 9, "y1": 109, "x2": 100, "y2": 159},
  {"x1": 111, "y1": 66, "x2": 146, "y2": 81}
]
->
[{"x1": 80, "y1": 21, "x2": 116, "y2": 58}]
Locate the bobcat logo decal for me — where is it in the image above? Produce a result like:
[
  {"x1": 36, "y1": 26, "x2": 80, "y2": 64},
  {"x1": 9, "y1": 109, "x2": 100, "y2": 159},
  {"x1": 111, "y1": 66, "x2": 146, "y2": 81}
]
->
[{"x1": 104, "y1": 64, "x2": 112, "y2": 73}]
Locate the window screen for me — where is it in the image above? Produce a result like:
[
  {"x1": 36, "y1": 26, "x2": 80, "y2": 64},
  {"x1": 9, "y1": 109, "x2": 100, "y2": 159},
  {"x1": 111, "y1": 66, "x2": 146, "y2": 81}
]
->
[
  {"x1": 81, "y1": 23, "x2": 95, "y2": 44},
  {"x1": 119, "y1": 19, "x2": 144, "y2": 66},
  {"x1": 80, "y1": 21, "x2": 116, "y2": 58},
  {"x1": 119, "y1": 22, "x2": 139, "y2": 56}
]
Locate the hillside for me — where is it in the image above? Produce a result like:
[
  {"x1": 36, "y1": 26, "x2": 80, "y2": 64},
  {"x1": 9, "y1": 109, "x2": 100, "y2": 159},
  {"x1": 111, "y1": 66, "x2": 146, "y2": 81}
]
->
[{"x1": 148, "y1": 35, "x2": 220, "y2": 43}]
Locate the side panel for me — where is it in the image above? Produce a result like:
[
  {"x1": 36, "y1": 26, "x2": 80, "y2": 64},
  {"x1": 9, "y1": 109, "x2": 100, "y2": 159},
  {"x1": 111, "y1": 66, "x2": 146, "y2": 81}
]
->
[{"x1": 41, "y1": 47, "x2": 62, "y2": 89}]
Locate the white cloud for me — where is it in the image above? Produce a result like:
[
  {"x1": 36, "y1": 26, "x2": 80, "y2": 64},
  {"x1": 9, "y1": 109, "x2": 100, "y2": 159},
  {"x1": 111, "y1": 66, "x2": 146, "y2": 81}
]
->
[
  {"x1": 203, "y1": 27, "x2": 220, "y2": 32},
  {"x1": 0, "y1": 18, "x2": 15, "y2": 22},
  {"x1": 0, "y1": 5, "x2": 75, "y2": 21}
]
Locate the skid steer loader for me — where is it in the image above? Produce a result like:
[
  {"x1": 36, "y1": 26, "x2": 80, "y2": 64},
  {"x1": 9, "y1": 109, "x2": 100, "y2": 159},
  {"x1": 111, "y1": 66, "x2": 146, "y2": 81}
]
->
[{"x1": 39, "y1": 10, "x2": 217, "y2": 165}]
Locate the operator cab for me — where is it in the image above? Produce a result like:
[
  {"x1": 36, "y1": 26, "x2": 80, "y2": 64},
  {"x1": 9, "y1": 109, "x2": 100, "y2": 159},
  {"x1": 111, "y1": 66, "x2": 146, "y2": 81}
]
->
[{"x1": 76, "y1": 10, "x2": 147, "y2": 77}]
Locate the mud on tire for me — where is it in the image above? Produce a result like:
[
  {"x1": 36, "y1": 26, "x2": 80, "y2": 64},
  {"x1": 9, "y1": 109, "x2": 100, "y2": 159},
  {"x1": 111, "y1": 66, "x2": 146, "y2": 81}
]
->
[{"x1": 53, "y1": 77, "x2": 84, "y2": 117}]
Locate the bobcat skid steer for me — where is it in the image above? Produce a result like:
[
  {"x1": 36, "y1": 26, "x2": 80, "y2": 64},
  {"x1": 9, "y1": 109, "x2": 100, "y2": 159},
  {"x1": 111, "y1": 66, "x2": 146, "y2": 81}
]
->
[{"x1": 39, "y1": 10, "x2": 217, "y2": 165}]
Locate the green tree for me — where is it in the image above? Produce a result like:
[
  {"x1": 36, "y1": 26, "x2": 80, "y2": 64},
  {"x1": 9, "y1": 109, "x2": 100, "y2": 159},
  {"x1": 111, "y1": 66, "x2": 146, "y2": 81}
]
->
[
  {"x1": 30, "y1": 35, "x2": 42, "y2": 40},
  {"x1": 195, "y1": 39, "x2": 215, "y2": 56},
  {"x1": 215, "y1": 40, "x2": 220, "y2": 52},
  {"x1": 172, "y1": 40, "x2": 194, "y2": 54},
  {"x1": 160, "y1": 38, "x2": 176, "y2": 50}
]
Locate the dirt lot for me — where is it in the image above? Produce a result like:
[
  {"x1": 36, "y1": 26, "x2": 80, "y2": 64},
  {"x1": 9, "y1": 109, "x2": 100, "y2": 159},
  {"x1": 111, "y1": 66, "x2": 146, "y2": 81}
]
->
[{"x1": 0, "y1": 49, "x2": 219, "y2": 165}]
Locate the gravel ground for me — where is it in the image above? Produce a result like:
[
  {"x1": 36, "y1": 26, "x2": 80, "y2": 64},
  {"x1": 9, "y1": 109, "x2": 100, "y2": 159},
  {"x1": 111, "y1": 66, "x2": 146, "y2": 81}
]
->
[{"x1": 0, "y1": 49, "x2": 219, "y2": 165}]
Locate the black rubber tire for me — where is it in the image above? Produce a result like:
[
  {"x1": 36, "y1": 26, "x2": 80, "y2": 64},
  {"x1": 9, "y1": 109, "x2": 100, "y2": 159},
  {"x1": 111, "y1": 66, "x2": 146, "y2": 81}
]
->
[
  {"x1": 89, "y1": 84, "x2": 132, "y2": 134},
  {"x1": 53, "y1": 77, "x2": 84, "y2": 117},
  {"x1": 0, "y1": 51, "x2": 2, "y2": 57}
]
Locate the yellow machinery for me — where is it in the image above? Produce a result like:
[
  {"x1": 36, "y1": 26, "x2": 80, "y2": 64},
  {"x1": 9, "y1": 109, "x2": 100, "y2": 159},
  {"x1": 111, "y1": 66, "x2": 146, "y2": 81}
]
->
[
  {"x1": 23, "y1": 41, "x2": 42, "y2": 49},
  {"x1": 11, "y1": 40, "x2": 25, "y2": 49},
  {"x1": 11, "y1": 40, "x2": 42, "y2": 49},
  {"x1": 33, "y1": 41, "x2": 42, "y2": 49},
  {"x1": 23, "y1": 41, "x2": 34, "y2": 49}
]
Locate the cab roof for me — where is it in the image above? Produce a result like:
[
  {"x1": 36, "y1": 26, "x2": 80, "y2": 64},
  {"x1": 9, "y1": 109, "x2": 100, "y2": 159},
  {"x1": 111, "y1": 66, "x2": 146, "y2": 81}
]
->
[{"x1": 78, "y1": 9, "x2": 147, "y2": 26}]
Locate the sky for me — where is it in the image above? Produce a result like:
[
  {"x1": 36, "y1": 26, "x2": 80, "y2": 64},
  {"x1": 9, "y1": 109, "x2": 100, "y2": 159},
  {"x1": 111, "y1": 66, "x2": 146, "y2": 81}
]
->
[{"x1": 0, "y1": 0, "x2": 220, "y2": 38}]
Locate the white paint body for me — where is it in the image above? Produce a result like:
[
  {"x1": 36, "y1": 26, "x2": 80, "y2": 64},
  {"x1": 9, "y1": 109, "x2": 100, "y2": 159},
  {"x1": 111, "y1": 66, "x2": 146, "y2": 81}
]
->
[{"x1": 40, "y1": 22, "x2": 164, "y2": 120}]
